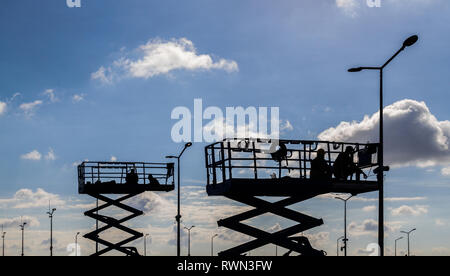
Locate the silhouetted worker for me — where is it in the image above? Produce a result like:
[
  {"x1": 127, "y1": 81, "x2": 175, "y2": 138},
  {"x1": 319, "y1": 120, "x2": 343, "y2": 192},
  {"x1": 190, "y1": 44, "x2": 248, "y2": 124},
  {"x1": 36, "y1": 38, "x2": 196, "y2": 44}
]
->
[
  {"x1": 333, "y1": 146, "x2": 367, "y2": 180},
  {"x1": 148, "y1": 174, "x2": 160, "y2": 186},
  {"x1": 310, "y1": 149, "x2": 331, "y2": 181},
  {"x1": 126, "y1": 169, "x2": 139, "y2": 185}
]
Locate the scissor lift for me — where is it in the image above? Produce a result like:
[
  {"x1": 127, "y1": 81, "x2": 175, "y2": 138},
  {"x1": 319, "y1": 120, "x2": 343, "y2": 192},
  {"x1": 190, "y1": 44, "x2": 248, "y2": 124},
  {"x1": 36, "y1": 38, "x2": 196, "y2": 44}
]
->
[
  {"x1": 205, "y1": 138, "x2": 381, "y2": 256},
  {"x1": 78, "y1": 161, "x2": 174, "y2": 256}
]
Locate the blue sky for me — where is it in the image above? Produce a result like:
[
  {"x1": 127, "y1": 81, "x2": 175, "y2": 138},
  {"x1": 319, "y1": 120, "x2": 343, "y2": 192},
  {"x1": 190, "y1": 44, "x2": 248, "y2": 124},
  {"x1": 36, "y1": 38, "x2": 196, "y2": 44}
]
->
[{"x1": 0, "y1": 0, "x2": 449, "y2": 256}]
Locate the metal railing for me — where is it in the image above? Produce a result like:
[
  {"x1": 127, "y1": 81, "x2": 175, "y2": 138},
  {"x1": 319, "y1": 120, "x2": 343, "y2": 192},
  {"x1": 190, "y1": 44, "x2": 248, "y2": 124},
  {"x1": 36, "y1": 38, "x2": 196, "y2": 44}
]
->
[
  {"x1": 78, "y1": 161, "x2": 175, "y2": 186},
  {"x1": 205, "y1": 138, "x2": 380, "y2": 185}
]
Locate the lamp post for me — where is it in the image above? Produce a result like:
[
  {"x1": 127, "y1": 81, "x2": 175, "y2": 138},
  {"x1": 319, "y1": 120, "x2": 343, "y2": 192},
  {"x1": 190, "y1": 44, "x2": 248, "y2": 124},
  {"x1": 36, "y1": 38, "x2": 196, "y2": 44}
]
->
[
  {"x1": 211, "y1": 234, "x2": 218, "y2": 256},
  {"x1": 394, "y1": 236, "x2": 403, "y2": 256},
  {"x1": 75, "y1": 232, "x2": 80, "y2": 256},
  {"x1": 401, "y1": 228, "x2": 416, "y2": 256},
  {"x1": 1, "y1": 225, "x2": 5, "y2": 257},
  {"x1": 166, "y1": 142, "x2": 192, "y2": 257},
  {"x1": 335, "y1": 195, "x2": 353, "y2": 256},
  {"x1": 184, "y1": 225, "x2": 195, "y2": 256},
  {"x1": 19, "y1": 222, "x2": 27, "y2": 256},
  {"x1": 47, "y1": 207, "x2": 56, "y2": 256},
  {"x1": 337, "y1": 236, "x2": 344, "y2": 256},
  {"x1": 144, "y1": 234, "x2": 149, "y2": 256},
  {"x1": 348, "y1": 35, "x2": 418, "y2": 256}
]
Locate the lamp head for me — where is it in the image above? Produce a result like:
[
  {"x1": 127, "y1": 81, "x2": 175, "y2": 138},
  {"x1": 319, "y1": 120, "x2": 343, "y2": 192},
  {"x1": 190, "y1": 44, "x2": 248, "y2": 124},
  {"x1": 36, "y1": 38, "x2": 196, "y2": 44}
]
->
[
  {"x1": 165, "y1": 155, "x2": 177, "y2": 159},
  {"x1": 185, "y1": 142, "x2": 193, "y2": 148},
  {"x1": 348, "y1": 67, "x2": 363, "y2": 72},
  {"x1": 403, "y1": 35, "x2": 418, "y2": 47}
]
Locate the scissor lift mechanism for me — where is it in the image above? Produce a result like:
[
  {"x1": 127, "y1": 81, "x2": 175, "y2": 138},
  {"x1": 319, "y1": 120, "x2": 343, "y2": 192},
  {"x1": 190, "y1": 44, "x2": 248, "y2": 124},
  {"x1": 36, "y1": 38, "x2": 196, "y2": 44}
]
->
[
  {"x1": 205, "y1": 138, "x2": 381, "y2": 256},
  {"x1": 78, "y1": 161, "x2": 174, "y2": 256}
]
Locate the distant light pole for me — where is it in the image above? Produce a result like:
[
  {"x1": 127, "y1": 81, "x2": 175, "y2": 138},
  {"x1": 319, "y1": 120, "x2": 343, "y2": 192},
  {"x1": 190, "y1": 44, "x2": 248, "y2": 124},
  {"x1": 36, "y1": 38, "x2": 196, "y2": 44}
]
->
[
  {"x1": 337, "y1": 236, "x2": 344, "y2": 256},
  {"x1": 394, "y1": 237, "x2": 403, "y2": 256},
  {"x1": 211, "y1": 234, "x2": 218, "y2": 256},
  {"x1": 47, "y1": 207, "x2": 56, "y2": 256},
  {"x1": 335, "y1": 195, "x2": 353, "y2": 256},
  {"x1": 19, "y1": 222, "x2": 27, "y2": 256},
  {"x1": 75, "y1": 232, "x2": 80, "y2": 256},
  {"x1": 348, "y1": 34, "x2": 418, "y2": 256},
  {"x1": 184, "y1": 225, "x2": 195, "y2": 256},
  {"x1": 166, "y1": 142, "x2": 192, "y2": 257},
  {"x1": 1, "y1": 225, "x2": 5, "y2": 257},
  {"x1": 144, "y1": 234, "x2": 149, "y2": 256},
  {"x1": 401, "y1": 228, "x2": 416, "y2": 256}
]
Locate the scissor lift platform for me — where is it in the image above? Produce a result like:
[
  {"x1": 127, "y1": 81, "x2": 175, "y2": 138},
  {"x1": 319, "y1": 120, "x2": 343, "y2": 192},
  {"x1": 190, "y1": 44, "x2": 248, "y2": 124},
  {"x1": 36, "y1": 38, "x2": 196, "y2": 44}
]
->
[
  {"x1": 205, "y1": 138, "x2": 381, "y2": 256},
  {"x1": 78, "y1": 161, "x2": 175, "y2": 256}
]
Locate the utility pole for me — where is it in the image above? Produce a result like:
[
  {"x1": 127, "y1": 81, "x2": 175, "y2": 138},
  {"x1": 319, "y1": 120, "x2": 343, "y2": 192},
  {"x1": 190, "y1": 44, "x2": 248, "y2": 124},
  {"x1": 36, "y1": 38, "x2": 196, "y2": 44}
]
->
[
  {"x1": 47, "y1": 205, "x2": 56, "y2": 256},
  {"x1": 1, "y1": 225, "x2": 5, "y2": 256},
  {"x1": 184, "y1": 225, "x2": 195, "y2": 256},
  {"x1": 20, "y1": 222, "x2": 27, "y2": 256}
]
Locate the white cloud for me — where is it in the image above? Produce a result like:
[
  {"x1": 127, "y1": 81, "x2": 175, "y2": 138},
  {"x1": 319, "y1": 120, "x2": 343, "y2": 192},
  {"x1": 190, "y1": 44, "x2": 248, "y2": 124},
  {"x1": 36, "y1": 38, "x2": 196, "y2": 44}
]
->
[
  {"x1": 92, "y1": 38, "x2": 238, "y2": 83},
  {"x1": 43, "y1": 89, "x2": 58, "y2": 103},
  {"x1": 441, "y1": 167, "x2": 450, "y2": 176},
  {"x1": 21, "y1": 150, "x2": 42, "y2": 161},
  {"x1": 362, "y1": 205, "x2": 376, "y2": 212},
  {"x1": 0, "y1": 101, "x2": 6, "y2": 115},
  {"x1": 336, "y1": 0, "x2": 359, "y2": 17},
  {"x1": 435, "y1": 219, "x2": 446, "y2": 226},
  {"x1": 110, "y1": 156, "x2": 117, "y2": 162},
  {"x1": 432, "y1": 247, "x2": 450, "y2": 256},
  {"x1": 0, "y1": 188, "x2": 65, "y2": 209},
  {"x1": 19, "y1": 100, "x2": 43, "y2": 117},
  {"x1": 0, "y1": 216, "x2": 40, "y2": 228},
  {"x1": 391, "y1": 205, "x2": 428, "y2": 216},
  {"x1": 45, "y1": 148, "x2": 56, "y2": 161},
  {"x1": 125, "y1": 192, "x2": 174, "y2": 214},
  {"x1": 72, "y1": 94, "x2": 85, "y2": 103},
  {"x1": 348, "y1": 219, "x2": 399, "y2": 236},
  {"x1": 318, "y1": 99, "x2": 450, "y2": 169}
]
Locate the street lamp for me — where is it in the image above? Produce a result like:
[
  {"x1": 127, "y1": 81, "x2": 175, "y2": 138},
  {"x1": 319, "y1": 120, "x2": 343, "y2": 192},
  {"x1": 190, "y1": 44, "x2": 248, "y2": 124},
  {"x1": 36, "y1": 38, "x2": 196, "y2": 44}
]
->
[
  {"x1": 47, "y1": 207, "x2": 56, "y2": 256},
  {"x1": 348, "y1": 35, "x2": 418, "y2": 256},
  {"x1": 19, "y1": 222, "x2": 27, "y2": 256},
  {"x1": 211, "y1": 234, "x2": 218, "y2": 256},
  {"x1": 184, "y1": 225, "x2": 195, "y2": 256},
  {"x1": 144, "y1": 234, "x2": 149, "y2": 256},
  {"x1": 75, "y1": 232, "x2": 80, "y2": 257},
  {"x1": 1, "y1": 225, "x2": 5, "y2": 257},
  {"x1": 337, "y1": 236, "x2": 344, "y2": 256},
  {"x1": 335, "y1": 195, "x2": 353, "y2": 256},
  {"x1": 401, "y1": 228, "x2": 416, "y2": 256},
  {"x1": 394, "y1": 236, "x2": 403, "y2": 256},
  {"x1": 166, "y1": 142, "x2": 192, "y2": 257}
]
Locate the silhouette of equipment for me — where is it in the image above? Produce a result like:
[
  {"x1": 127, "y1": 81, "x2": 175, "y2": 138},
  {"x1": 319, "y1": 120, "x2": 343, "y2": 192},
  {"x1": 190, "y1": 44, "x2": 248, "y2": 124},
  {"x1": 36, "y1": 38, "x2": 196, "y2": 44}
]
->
[
  {"x1": 205, "y1": 138, "x2": 381, "y2": 256},
  {"x1": 78, "y1": 161, "x2": 175, "y2": 256}
]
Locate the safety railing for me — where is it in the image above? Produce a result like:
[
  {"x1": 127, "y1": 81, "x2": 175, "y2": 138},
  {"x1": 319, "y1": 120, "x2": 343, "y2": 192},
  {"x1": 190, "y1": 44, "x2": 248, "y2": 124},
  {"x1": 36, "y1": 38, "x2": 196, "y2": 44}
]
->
[
  {"x1": 205, "y1": 138, "x2": 380, "y2": 185},
  {"x1": 78, "y1": 161, "x2": 175, "y2": 187}
]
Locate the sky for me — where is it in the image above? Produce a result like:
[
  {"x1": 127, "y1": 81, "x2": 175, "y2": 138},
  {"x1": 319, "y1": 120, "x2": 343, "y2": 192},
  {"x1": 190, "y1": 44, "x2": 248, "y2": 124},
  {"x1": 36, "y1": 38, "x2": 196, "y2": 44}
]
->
[{"x1": 0, "y1": 0, "x2": 449, "y2": 256}]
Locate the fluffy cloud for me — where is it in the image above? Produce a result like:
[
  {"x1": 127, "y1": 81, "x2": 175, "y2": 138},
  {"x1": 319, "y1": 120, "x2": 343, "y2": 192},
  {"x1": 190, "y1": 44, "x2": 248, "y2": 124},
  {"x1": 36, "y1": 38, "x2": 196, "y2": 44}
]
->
[
  {"x1": 43, "y1": 89, "x2": 58, "y2": 103},
  {"x1": 0, "y1": 216, "x2": 40, "y2": 228},
  {"x1": 362, "y1": 205, "x2": 376, "y2": 212},
  {"x1": 21, "y1": 150, "x2": 42, "y2": 161},
  {"x1": 0, "y1": 101, "x2": 6, "y2": 115},
  {"x1": 72, "y1": 94, "x2": 85, "y2": 103},
  {"x1": 318, "y1": 99, "x2": 450, "y2": 168},
  {"x1": 19, "y1": 100, "x2": 43, "y2": 117},
  {"x1": 391, "y1": 205, "x2": 428, "y2": 216},
  {"x1": 92, "y1": 38, "x2": 238, "y2": 83},
  {"x1": 0, "y1": 188, "x2": 65, "y2": 209},
  {"x1": 441, "y1": 167, "x2": 450, "y2": 176},
  {"x1": 348, "y1": 219, "x2": 399, "y2": 236},
  {"x1": 45, "y1": 148, "x2": 56, "y2": 161},
  {"x1": 125, "y1": 192, "x2": 174, "y2": 214},
  {"x1": 336, "y1": 0, "x2": 359, "y2": 17}
]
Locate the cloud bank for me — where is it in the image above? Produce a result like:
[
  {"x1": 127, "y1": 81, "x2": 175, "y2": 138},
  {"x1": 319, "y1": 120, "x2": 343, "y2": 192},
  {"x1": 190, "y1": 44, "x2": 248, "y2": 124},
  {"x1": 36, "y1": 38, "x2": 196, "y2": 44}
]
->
[{"x1": 318, "y1": 99, "x2": 450, "y2": 168}]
